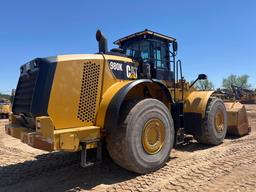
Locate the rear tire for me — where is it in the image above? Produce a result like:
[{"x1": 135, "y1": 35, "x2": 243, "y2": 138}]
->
[
  {"x1": 195, "y1": 97, "x2": 227, "y2": 145},
  {"x1": 106, "y1": 98, "x2": 174, "y2": 174}
]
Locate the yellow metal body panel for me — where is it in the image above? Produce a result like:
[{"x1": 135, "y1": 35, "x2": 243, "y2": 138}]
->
[
  {"x1": 6, "y1": 116, "x2": 101, "y2": 152},
  {"x1": 48, "y1": 54, "x2": 104, "y2": 129},
  {"x1": 36, "y1": 116, "x2": 54, "y2": 139},
  {"x1": 60, "y1": 133, "x2": 80, "y2": 152},
  {"x1": 54, "y1": 126, "x2": 100, "y2": 140},
  {"x1": 184, "y1": 91, "x2": 214, "y2": 118},
  {"x1": 48, "y1": 54, "x2": 133, "y2": 130}
]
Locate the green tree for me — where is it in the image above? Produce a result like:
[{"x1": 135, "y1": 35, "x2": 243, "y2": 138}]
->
[
  {"x1": 194, "y1": 79, "x2": 215, "y2": 91},
  {"x1": 222, "y1": 74, "x2": 251, "y2": 90}
]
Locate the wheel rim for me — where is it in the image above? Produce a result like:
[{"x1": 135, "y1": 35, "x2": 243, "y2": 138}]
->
[
  {"x1": 214, "y1": 109, "x2": 224, "y2": 133},
  {"x1": 142, "y1": 118, "x2": 165, "y2": 155}
]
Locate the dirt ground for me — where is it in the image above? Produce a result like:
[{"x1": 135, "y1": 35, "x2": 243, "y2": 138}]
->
[{"x1": 1, "y1": 105, "x2": 256, "y2": 192}]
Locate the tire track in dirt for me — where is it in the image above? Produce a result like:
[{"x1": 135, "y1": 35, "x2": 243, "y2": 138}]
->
[
  {"x1": 0, "y1": 104, "x2": 256, "y2": 192},
  {"x1": 104, "y1": 135, "x2": 256, "y2": 192},
  {"x1": 0, "y1": 150, "x2": 81, "y2": 187},
  {"x1": 199, "y1": 163, "x2": 256, "y2": 192}
]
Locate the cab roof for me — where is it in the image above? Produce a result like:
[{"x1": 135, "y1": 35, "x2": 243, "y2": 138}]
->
[{"x1": 114, "y1": 29, "x2": 176, "y2": 45}]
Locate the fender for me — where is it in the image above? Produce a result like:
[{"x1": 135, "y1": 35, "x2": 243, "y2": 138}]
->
[
  {"x1": 152, "y1": 79, "x2": 174, "y2": 104},
  {"x1": 96, "y1": 81, "x2": 131, "y2": 128},
  {"x1": 183, "y1": 91, "x2": 214, "y2": 136},
  {"x1": 103, "y1": 79, "x2": 173, "y2": 134},
  {"x1": 184, "y1": 91, "x2": 214, "y2": 118}
]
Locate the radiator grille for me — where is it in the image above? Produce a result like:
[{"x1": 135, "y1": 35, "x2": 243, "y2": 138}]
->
[
  {"x1": 13, "y1": 70, "x2": 39, "y2": 116},
  {"x1": 77, "y1": 62, "x2": 100, "y2": 123}
]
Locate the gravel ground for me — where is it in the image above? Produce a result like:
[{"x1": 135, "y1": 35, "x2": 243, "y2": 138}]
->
[{"x1": 0, "y1": 104, "x2": 256, "y2": 192}]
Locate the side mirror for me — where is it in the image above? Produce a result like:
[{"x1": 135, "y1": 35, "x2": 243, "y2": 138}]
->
[
  {"x1": 172, "y1": 41, "x2": 178, "y2": 52},
  {"x1": 189, "y1": 74, "x2": 208, "y2": 89},
  {"x1": 198, "y1": 74, "x2": 207, "y2": 80}
]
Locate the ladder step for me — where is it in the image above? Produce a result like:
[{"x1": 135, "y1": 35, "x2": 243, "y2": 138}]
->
[{"x1": 81, "y1": 140, "x2": 102, "y2": 168}]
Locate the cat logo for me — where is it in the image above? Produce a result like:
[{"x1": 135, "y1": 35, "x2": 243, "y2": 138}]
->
[
  {"x1": 108, "y1": 60, "x2": 137, "y2": 80},
  {"x1": 126, "y1": 65, "x2": 137, "y2": 79}
]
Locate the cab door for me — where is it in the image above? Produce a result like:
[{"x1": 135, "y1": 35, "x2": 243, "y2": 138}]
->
[{"x1": 151, "y1": 41, "x2": 173, "y2": 81}]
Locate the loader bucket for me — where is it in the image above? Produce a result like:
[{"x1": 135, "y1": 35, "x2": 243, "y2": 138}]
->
[{"x1": 224, "y1": 101, "x2": 251, "y2": 136}]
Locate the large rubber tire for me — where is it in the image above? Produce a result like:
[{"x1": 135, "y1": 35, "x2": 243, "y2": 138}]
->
[
  {"x1": 195, "y1": 97, "x2": 227, "y2": 145},
  {"x1": 106, "y1": 98, "x2": 174, "y2": 174}
]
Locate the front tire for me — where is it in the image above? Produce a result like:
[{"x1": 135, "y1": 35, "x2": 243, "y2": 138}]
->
[
  {"x1": 195, "y1": 97, "x2": 227, "y2": 145},
  {"x1": 106, "y1": 98, "x2": 174, "y2": 174}
]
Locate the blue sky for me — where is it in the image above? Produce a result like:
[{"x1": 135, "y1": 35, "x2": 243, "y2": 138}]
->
[{"x1": 0, "y1": 0, "x2": 256, "y2": 94}]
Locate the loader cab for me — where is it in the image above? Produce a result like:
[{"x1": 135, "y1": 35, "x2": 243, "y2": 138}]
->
[{"x1": 114, "y1": 29, "x2": 177, "y2": 81}]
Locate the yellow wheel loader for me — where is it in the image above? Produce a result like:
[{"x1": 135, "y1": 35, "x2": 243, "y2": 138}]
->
[
  {"x1": 0, "y1": 98, "x2": 11, "y2": 119},
  {"x1": 5, "y1": 29, "x2": 250, "y2": 173}
]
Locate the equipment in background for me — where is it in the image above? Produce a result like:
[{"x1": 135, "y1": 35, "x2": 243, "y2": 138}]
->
[
  {"x1": 215, "y1": 85, "x2": 256, "y2": 104},
  {"x1": 231, "y1": 85, "x2": 256, "y2": 104},
  {"x1": 0, "y1": 98, "x2": 11, "y2": 119}
]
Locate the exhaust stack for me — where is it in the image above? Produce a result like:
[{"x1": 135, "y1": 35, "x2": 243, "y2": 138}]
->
[{"x1": 96, "y1": 30, "x2": 108, "y2": 53}]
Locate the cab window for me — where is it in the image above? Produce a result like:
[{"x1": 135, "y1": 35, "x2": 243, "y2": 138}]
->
[
  {"x1": 123, "y1": 39, "x2": 169, "y2": 70},
  {"x1": 124, "y1": 40, "x2": 150, "y2": 61},
  {"x1": 152, "y1": 41, "x2": 169, "y2": 70}
]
